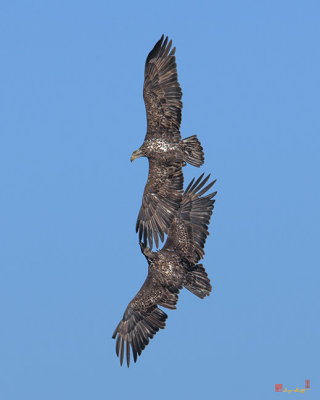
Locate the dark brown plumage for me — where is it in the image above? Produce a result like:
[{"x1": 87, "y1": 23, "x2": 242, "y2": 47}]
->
[
  {"x1": 131, "y1": 35, "x2": 205, "y2": 249},
  {"x1": 112, "y1": 174, "x2": 216, "y2": 367}
]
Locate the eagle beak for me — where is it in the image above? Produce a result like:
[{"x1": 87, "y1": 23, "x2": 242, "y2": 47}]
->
[
  {"x1": 131, "y1": 149, "x2": 144, "y2": 162},
  {"x1": 139, "y1": 241, "x2": 153, "y2": 260}
]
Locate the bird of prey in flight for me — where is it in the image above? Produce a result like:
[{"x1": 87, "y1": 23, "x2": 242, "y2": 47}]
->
[
  {"x1": 112, "y1": 174, "x2": 216, "y2": 367},
  {"x1": 131, "y1": 35, "x2": 204, "y2": 249}
]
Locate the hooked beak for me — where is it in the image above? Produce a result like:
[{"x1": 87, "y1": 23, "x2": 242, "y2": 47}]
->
[
  {"x1": 139, "y1": 241, "x2": 147, "y2": 252},
  {"x1": 139, "y1": 241, "x2": 153, "y2": 261},
  {"x1": 130, "y1": 148, "x2": 144, "y2": 162}
]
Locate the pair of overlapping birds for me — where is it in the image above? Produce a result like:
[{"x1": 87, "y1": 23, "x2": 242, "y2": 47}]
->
[{"x1": 112, "y1": 35, "x2": 217, "y2": 367}]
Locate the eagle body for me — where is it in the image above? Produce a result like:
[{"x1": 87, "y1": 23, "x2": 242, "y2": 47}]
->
[
  {"x1": 131, "y1": 35, "x2": 205, "y2": 248},
  {"x1": 141, "y1": 139, "x2": 182, "y2": 160},
  {"x1": 149, "y1": 252, "x2": 185, "y2": 287},
  {"x1": 127, "y1": 251, "x2": 185, "y2": 311},
  {"x1": 113, "y1": 174, "x2": 216, "y2": 367}
]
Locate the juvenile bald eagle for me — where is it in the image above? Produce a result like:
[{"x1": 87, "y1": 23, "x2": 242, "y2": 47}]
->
[
  {"x1": 112, "y1": 174, "x2": 216, "y2": 367},
  {"x1": 131, "y1": 35, "x2": 205, "y2": 249}
]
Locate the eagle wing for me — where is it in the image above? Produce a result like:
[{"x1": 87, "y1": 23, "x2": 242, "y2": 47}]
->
[
  {"x1": 136, "y1": 160, "x2": 183, "y2": 249},
  {"x1": 143, "y1": 35, "x2": 182, "y2": 142},
  {"x1": 112, "y1": 267, "x2": 181, "y2": 367},
  {"x1": 163, "y1": 174, "x2": 217, "y2": 264}
]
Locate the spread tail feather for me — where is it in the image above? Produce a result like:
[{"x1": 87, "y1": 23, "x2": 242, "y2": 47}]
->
[
  {"x1": 182, "y1": 135, "x2": 204, "y2": 167},
  {"x1": 184, "y1": 264, "x2": 212, "y2": 299}
]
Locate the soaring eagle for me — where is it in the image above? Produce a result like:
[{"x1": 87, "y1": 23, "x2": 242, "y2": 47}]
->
[
  {"x1": 112, "y1": 174, "x2": 216, "y2": 367},
  {"x1": 131, "y1": 35, "x2": 205, "y2": 249}
]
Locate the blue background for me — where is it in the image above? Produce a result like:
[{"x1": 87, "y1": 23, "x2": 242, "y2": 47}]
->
[{"x1": 1, "y1": 1, "x2": 319, "y2": 399}]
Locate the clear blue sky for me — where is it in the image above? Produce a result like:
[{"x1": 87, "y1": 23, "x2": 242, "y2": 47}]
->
[{"x1": 0, "y1": 1, "x2": 319, "y2": 399}]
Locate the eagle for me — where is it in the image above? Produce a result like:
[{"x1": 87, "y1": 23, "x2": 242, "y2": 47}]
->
[
  {"x1": 131, "y1": 35, "x2": 205, "y2": 249},
  {"x1": 112, "y1": 174, "x2": 216, "y2": 367}
]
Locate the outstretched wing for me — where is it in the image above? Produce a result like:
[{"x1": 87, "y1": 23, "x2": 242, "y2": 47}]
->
[
  {"x1": 136, "y1": 160, "x2": 183, "y2": 249},
  {"x1": 112, "y1": 268, "x2": 180, "y2": 367},
  {"x1": 143, "y1": 35, "x2": 182, "y2": 141},
  {"x1": 163, "y1": 174, "x2": 217, "y2": 264}
]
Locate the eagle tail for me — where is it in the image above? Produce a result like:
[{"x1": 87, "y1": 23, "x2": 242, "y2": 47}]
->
[
  {"x1": 182, "y1": 135, "x2": 204, "y2": 167},
  {"x1": 184, "y1": 263, "x2": 212, "y2": 299}
]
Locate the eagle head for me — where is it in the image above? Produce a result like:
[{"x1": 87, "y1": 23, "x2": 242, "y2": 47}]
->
[
  {"x1": 131, "y1": 147, "x2": 145, "y2": 162},
  {"x1": 139, "y1": 241, "x2": 154, "y2": 262}
]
